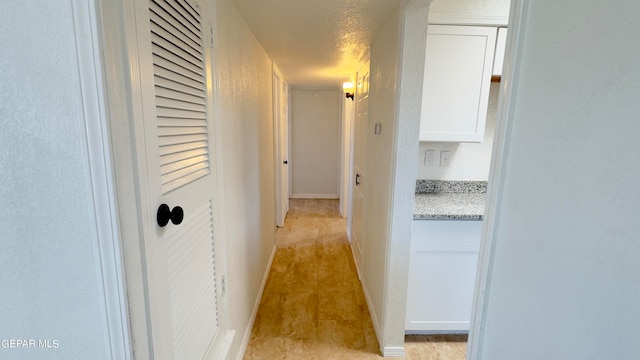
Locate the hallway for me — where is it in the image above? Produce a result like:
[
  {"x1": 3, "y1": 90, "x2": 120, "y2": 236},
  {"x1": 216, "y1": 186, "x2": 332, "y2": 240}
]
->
[{"x1": 243, "y1": 199, "x2": 467, "y2": 359}]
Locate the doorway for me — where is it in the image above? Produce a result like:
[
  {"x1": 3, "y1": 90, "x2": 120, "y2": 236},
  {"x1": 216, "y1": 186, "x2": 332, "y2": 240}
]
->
[
  {"x1": 273, "y1": 67, "x2": 290, "y2": 227},
  {"x1": 289, "y1": 90, "x2": 342, "y2": 200}
]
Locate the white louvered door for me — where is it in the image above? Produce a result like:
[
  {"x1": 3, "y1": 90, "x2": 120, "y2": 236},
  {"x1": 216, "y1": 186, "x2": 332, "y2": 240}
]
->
[{"x1": 134, "y1": 0, "x2": 226, "y2": 359}]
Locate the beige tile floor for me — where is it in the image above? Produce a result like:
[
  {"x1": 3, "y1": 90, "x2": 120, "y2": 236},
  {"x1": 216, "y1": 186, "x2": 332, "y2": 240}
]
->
[{"x1": 243, "y1": 199, "x2": 468, "y2": 360}]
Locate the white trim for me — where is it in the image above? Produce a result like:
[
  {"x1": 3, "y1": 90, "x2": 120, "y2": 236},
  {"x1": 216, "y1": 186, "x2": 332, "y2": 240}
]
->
[
  {"x1": 96, "y1": 0, "x2": 153, "y2": 357},
  {"x1": 360, "y1": 278, "x2": 383, "y2": 354},
  {"x1": 406, "y1": 330, "x2": 468, "y2": 335},
  {"x1": 204, "y1": 1, "x2": 234, "y2": 357},
  {"x1": 71, "y1": 1, "x2": 131, "y2": 358},
  {"x1": 428, "y1": 13, "x2": 509, "y2": 26},
  {"x1": 382, "y1": 346, "x2": 406, "y2": 357},
  {"x1": 467, "y1": 1, "x2": 528, "y2": 359},
  {"x1": 288, "y1": 91, "x2": 293, "y2": 198},
  {"x1": 208, "y1": 0, "x2": 233, "y2": 353},
  {"x1": 273, "y1": 65, "x2": 284, "y2": 227},
  {"x1": 290, "y1": 193, "x2": 339, "y2": 199},
  {"x1": 349, "y1": 240, "x2": 362, "y2": 280},
  {"x1": 406, "y1": 320, "x2": 470, "y2": 330},
  {"x1": 235, "y1": 244, "x2": 277, "y2": 360},
  {"x1": 205, "y1": 330, "x2": 235, "y2": 360}
]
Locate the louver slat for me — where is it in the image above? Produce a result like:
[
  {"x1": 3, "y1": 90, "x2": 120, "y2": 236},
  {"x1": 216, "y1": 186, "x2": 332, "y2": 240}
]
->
[
  {"x1": 151, "y1": 0, "x2": 201, "y2": 40},
  {"x1": 153, "y1": 65, "x2": 204, "y2": 93},
  {"x1": 156, "y1": 107, "x2": 205, "y2": 120},
  {"x1": 155, "y1": 97, "x2": 206, "y2": 113},
  {"x1": 160, "y1": 148, "x2": 208, "y2": 166},
  {"x1": 164, "y1": 0, "x2": 201, "y2": 31},
  {"x1": 177, "y1": 0, "x2": 201, "y2": 19},
  {"x1": 157, "y1": 126, "x2": 207, "y2": 137},
  {"x1": 158, "y1": 140, "x2": 207, "y2": 157},
  {"x1": 150, "y1": 0, "x2": 209, "y2": 194},
  {"x1": 155, "y1": 88, "x2": 205, "y2": 107},
  {"x1": 162, "y1": 169, "x2": 209, "y2": 194},
  {"x1": 151, "y1": 34, "x2": 203, "y2": 71},
  {"x1": 150, "y1": 3, "x2": 201, "y2": 48},
  {"x1": 150, "y1": 19, "x2": 201, "y2": 57},
  {"x1": 161, "y1": 162, "x2": 208, "y2": 184},
  {"x1": 157, "y1": 117, "x2": 206, "y2": 127},
  {"x1": 155, "y1": 78, "x2": 204, "y2": 99},
  {"x1": 152, "y1": 46, "x2": 203, "y2": 78},
  {"x1": 161, "y1": 155, "x2": 208, "y2": 175},
  {"x1": 158, "y1": 134, "x2": 207, "y2": 147}
]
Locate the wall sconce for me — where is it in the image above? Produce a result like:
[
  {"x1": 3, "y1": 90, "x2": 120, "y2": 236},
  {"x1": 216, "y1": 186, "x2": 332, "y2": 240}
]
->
[{"x1": 343, "y1": 82, "x2": 354, "y2": 101}]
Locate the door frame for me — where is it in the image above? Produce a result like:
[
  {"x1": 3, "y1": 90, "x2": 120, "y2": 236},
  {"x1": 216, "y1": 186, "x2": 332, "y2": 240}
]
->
[
  {"x1": 72, "y1": 1, "x2": 131, "y2": 358},
  {"x1": 95, "y1": 0, "x2": 232, "y2": 358},
  {"x1": 466, "y1": 0, "x2": 527, "y2": 358},
  {"x1": 273, "y1": 65, "x2": 290, "y2": 227}
]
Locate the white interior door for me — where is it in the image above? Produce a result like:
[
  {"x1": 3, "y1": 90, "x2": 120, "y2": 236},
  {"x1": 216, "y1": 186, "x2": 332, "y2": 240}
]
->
[
  {"x1": 350, "y1": 58, "x2": 370, "y2": 276},
  {"x1": 274, "y1": 70, "x2": 290, "y2": 227},
  {"x1": 134, "y1": 0, "x2": 228, "y2": 358},
  {"x1": 340, "y1": 95, "x2": 355, "y2": 218},
  {"x1": 281, "y1": 82, "x2": 290, "y2": 217}
]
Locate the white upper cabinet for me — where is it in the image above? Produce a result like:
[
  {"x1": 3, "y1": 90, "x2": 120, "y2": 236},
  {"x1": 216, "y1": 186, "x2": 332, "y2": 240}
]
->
[
  {"x1": 493, "y1": 27, "x2": 508, "y2": 76},
  {"x1": 419, "y1": 25, "x2": 497, "y2": 143}
]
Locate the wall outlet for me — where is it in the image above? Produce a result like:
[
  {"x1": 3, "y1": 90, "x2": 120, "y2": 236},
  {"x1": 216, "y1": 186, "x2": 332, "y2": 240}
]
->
[
  {"x1": 440, "y1": 151, "x2": 451, "y2": 167},
  {"x1": 424, "y1": 150, "x2": 436, "y2": 166}
]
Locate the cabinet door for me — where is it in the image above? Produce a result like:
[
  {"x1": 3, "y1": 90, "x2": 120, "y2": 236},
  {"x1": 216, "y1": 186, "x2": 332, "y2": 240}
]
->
[
  {"x1": 493, "y1": 27, "x2": 508, "y2": 76},
  {"x1": 419, "y1": 25, "x2": 497, "y2": 142},
  {"x1": 406, "y1": 220, "x2": 482, "y2": 332}
]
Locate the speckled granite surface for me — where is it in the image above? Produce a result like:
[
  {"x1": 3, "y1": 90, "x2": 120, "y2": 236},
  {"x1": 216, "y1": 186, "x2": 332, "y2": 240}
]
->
[{"x1": 414, "y1": 180, "x2": 487, "y2": 220}]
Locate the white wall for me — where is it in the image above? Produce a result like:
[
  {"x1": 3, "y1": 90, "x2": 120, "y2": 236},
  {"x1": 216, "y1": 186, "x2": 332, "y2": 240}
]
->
[
  {"x1": 472, "y1": 0, "x2": 640, "y2": 359},
  {"x1": 0, "y1": 2, "x2": 111, "y2": 359},
  {"x1": 364, "y1": 10, "x2": 401, "y2": 341},
  {"x1": 417, "y1": 82, "x2": 499, "y2": 180},
  {"x1": 290, "y1": 90, "x2": 341, "y2": 198},
  {"x1": 361, "y1": 0, "x2": 429, "y2": 356},
  {"x1": 213, "y1": 0, "x2": 276, "y2": 358}
]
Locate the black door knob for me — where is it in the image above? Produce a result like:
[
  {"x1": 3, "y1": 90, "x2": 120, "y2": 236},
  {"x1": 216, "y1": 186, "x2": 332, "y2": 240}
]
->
[
  {"x1": 283, "y1": 160, "x2": 288, "y2": 165},
  {"x1": 157, "y1": 204, "x2": 184, "y2": 227}
]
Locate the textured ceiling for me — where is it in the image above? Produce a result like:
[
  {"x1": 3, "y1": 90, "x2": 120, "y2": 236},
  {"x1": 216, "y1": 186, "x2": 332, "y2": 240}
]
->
[{"x1": 231, "y1": 0, "x2": 400, "y2": 89}]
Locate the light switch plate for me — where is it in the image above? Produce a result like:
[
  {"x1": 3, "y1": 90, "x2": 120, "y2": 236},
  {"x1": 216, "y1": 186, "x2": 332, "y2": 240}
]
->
[
  {"x1": 440, "y1": 151, "x2": 451, "y2": 167},
  {"x1": 425, "y1": 150, "x2": 436, "y2": 166}
]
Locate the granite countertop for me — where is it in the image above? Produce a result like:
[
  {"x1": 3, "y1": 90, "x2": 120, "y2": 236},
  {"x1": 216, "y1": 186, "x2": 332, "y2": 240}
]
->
[{"x1": 414, "y1": 180, "x2": 487, "y2": 221}]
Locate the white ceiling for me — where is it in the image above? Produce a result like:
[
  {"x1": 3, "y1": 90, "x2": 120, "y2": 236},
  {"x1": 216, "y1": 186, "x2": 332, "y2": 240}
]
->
[{"x1": 231, "y1": 0, "x2": 401, "y2": 89}]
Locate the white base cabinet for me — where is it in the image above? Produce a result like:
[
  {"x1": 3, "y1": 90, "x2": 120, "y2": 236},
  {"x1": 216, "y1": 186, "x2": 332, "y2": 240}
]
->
[{"x1": 405, "y1": 220, "x2": 482, "y2": 332}]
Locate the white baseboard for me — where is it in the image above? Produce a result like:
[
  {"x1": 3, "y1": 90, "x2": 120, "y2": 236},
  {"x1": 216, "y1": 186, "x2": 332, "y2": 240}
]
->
[
  {"x1": 359, "y1": 275, "x2": 383, "y2": 354},
  {"x1": 205, "y1": 330, "x2": 235, "y2": 360},
  {"x1": 358, "y1": 270, "x2": 406, "y2": 358},
  {"x1": 235, "y1": 244, "x2": 277, "y2": 360},
  {"x1": 348, "y1": 241, "x2": 362, "y2": 281},
  {"x1": 290, "y1": 193, "x2": 339, "y2": 199},
  {"x1": 383, "y1": 346, "x2": 406, "y2": 357}
]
